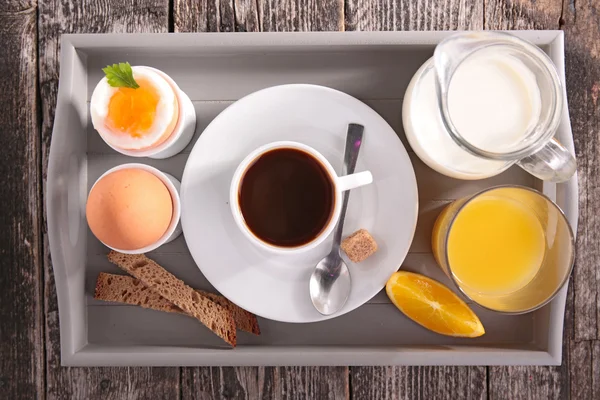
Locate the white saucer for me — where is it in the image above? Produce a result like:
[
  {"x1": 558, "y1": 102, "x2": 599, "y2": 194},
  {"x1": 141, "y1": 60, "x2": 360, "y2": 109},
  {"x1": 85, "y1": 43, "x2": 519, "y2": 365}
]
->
[{"x1": 180, "y1": 84, "x2": 418, "y2": 323}]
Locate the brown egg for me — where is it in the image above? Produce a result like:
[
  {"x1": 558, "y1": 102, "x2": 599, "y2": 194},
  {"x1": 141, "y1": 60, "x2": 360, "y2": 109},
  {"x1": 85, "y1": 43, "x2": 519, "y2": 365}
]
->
[{"x1": 86, "y1": 168, "x2": 173, "y2": 250}]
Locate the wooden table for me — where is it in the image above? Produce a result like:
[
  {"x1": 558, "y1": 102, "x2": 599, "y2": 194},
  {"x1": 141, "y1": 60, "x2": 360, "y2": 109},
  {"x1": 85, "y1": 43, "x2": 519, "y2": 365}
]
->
[{"x1": 1, "y1": 0, "x2": 598, "y2": 398}]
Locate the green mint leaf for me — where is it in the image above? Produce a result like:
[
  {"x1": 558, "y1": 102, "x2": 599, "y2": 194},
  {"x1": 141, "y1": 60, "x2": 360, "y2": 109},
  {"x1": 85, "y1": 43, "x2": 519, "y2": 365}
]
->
[{"x1": 102, "y1": 62, "x2": 140, "y2": 89}]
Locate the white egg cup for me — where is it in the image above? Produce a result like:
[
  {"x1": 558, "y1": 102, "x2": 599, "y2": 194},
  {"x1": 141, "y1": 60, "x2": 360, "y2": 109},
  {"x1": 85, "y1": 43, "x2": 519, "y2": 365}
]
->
[
  {"x1": 89, "y1": 163, "x2": 182, "y2": 254},
  {"x1": 95, "y1": 66, "x2": 197, "y2": 159}
]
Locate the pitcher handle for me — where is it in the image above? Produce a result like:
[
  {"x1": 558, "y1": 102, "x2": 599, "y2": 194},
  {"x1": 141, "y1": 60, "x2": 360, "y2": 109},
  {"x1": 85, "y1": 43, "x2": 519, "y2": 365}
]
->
[{"x1": 516, "y1": 138, "x2": 576, "y2": 183}]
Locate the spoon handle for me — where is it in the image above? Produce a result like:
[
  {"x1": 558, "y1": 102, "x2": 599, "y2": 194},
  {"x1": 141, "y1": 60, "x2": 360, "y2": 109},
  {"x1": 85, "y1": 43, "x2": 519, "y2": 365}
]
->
[{"x1": 333, "y1": 124, "x2": 365, "y2": 247}]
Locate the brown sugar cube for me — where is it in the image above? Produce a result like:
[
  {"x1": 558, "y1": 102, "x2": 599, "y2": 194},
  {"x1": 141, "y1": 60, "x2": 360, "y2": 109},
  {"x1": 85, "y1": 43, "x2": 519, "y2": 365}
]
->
[{"x1": 341, "y1": 229, "x2": 378, "y2": 263}]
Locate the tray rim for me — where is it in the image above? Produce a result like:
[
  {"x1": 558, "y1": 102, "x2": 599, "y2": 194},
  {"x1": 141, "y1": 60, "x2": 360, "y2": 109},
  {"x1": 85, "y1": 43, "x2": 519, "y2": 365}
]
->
[{"x1": 48, "y1": 30, "x2": 578, "y2": 366}]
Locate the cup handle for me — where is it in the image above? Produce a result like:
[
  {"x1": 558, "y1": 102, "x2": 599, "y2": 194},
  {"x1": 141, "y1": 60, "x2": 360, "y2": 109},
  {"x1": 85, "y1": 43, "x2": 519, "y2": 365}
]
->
[
  {"x1": 337, "y1": 171, "x2": 373, "y2": 191},
  {"x1": 516, "y1": 138, "x2": 576, "y2": 183}
]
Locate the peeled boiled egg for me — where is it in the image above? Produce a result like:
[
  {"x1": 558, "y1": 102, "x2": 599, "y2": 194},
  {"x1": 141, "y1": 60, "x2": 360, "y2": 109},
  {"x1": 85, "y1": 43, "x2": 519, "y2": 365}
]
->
[
  {"x1": 91, "y1": 66, "x2": 179, "y2": 151},
  {"x1": 86, "y1": 168, "x2": 173, "y2": 250}
]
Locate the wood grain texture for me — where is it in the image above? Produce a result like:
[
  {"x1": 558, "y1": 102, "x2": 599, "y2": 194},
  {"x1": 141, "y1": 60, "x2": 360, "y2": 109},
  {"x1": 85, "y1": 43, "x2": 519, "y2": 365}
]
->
[
  {"x1": 562, "y1": 0, "x2": 600, "y2": 390},
  {"x1": 594, "y1": 341, "x2": 600, "y2": 399},
  {"x1": 260, "y1": 0, "x2": 344, "y2": 31},
  {"x1": 38, "y1": 1, "x2": 178, "y2": 399},
  {"x1": 0, "y1": 0, "x2": 36, "y2": 12},
  {"x1": 44, "y1": 357, "x2": 180, "y2": 400},
  {"x1": 0, "y1": 5, "x2": 43, "y2": 400},
  {"x1": 489, "y1": 365, "x2": 568, "y2": 400},
  {"x1": 235, "y1": 0, "x2": 260, "y2": 31},
  {"x1": 174, "y1": 0, "x2": 238, "y2": 32},
  {"x1": 182, "y1": 367, "x2": 349, "y2": 400},
  {"x1": 562, "y1": 0, "x2": 600, "y2": 343},
  {"x1": 214, "y1": 0, "x2": 236, "y2": 32},
  {"x1": 351, "y1": 366, "x2": 487, "y2": 400},
  {"x1": 568, "y1": 340, "x2": 592, "y2": 400},
  {"x1": 484, "y1": 0, "x2": 563, "y2": 29},
  {"x1": 174, "y1": 0, "x2": 209, "y2": 32},
  {"x1": 345, "y1": 0, "x2": 484, "y2": 31},
  {"x1": 176, "y1": 0, "x2": 343, "y2": 33}
]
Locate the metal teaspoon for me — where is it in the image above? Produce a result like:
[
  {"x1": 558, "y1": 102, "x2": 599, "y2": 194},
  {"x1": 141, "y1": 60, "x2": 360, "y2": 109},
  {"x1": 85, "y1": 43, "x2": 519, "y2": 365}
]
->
[{"x1": 309, "y1": 123, "x2": 365, "y2": 315}]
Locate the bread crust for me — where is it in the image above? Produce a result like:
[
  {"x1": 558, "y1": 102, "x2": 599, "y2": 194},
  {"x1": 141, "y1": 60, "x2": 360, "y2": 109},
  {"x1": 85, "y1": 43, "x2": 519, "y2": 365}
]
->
[
  {"x1": 94, "y1": 271, "x2": 260, "y2": 335},
  {"x1": 107, "y1": 251, "x2": 237, "y2": 347}
]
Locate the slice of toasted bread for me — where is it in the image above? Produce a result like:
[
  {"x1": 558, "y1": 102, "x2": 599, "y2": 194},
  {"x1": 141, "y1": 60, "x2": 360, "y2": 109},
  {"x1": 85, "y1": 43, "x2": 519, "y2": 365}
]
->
[
  {"x1": 197, "y1": 290, "x2": 261, "y2": 335},
  {"x1": 94, "y1": 272, "x2": 260, "y2": 335},
  {"x1": 107, "y1": 251, "x2": 236, "y2": 347},
  {"x1": 95, "y1": 272, "x2": 184, "y2": 313}
]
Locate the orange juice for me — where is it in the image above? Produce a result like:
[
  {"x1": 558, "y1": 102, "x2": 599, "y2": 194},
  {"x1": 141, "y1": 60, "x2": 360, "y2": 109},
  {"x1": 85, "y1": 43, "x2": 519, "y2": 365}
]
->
[
  {"x1": 432, "y1": 186, "x2": 574, "y2": 313},
  {"x1": 443, "y1": 196, "x2": 545, "y2": 295}
]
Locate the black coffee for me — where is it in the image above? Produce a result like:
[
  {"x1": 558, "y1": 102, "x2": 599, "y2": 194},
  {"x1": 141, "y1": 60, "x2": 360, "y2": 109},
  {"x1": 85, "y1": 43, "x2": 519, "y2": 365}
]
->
[{"x1": 238, "y1": 147, "x2": 335, "y2": 247}]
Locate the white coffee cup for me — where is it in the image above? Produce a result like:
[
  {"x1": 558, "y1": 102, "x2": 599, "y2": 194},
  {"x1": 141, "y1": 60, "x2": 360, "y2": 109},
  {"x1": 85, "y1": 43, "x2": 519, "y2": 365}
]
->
[{"x1": 230, "y1": 141, "x2": 373, "y2": 254}]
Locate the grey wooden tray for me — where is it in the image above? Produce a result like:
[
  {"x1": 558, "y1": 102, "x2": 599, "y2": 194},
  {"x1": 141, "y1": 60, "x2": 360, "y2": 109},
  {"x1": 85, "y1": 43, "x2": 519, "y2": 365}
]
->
[{"x1": 48, "y1": 31, "x2": 577, "y2": 366}]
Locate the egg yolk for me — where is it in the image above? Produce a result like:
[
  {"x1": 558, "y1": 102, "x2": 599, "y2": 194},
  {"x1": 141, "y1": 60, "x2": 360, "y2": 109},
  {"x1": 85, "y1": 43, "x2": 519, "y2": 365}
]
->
[{"x1": 106, "y1": 77, "x2": 160, "y2": 137}]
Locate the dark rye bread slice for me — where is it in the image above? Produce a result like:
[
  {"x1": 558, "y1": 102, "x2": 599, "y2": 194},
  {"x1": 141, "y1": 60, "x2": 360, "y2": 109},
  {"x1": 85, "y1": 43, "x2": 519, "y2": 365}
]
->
[
  {"x1": 94, "y1": 272, "x2": 260, "y2": 335},
  {"x1": 107, "y1": 251, "x2": 236, "y2": 347},
  {"x1": 95, "y1": 272, "x2": 182, "y2": 313},
  {"x1": 197, "y1": 291, "x2": 260, "y2": 335}
]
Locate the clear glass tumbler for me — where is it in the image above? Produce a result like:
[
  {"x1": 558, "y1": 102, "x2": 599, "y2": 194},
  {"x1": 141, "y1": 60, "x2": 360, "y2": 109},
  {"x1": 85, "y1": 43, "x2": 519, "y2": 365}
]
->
[{"x1": 432, "y1": 185, "x2": 575, "y2": 313}]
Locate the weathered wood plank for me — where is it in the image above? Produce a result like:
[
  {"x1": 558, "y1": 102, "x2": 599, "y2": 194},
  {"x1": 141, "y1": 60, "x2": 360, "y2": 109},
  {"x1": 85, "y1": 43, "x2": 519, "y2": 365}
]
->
[
  {"x1": 484, "y1": 0, "x2": 563, "y2": 29},
  {"x1": 176, "y1": 0, "x2": 342, "y2": 33},
  {"x1": 568, "y1": 340, "x2": 592, "y2": 400},
  {"x1": 345, "y1": 0, "x2": 484, "y2": 31},
  {"x1": 219, "y1": 0, "x2": 236, "y2": 32},
  {"x1": 0, "y1": 3, "x2": 43, "y2": 399},
  {"x1": 44, "y1": 363, "x2": 180, "y2": 400},
  {"x1": 489, "y1": 365, "x2": 567, "y2": 400},
  {"x1": 179, "y1": 0, "x2": 340, "y2": 32},
  {"x1": 182, "y1": 367, "x2": 348, "y2": 400},
  {"x1": 174, "y1": 0, "x2": 209, "y2": 32},
  {"x1": 38, "y1": 1, "x2": 179, "y2": 398},
  {"x1": 235, "y1": 0, "x2": 260, "y2": 32},
  {"x1": 260, "y1": 0, "x2": 344, "y2": 31},
  {"x1": 594, "y1": 341, "x2": 600, "y2": 399},
  {"x1": 0, "y1": 0, "x2": 36, "y2": 12},
  {"x1": 562, "y1": 0, "x2": 600, "y2": 343},
  {"x1": 561, "y1": 0, "x2": 600, "y2": 391},
  {"x1": 351, "y1": 366, "x2": 487, "y2": 400},
  {"x1": 175, "y1": 0, "x2": 261, "y2": 33}
]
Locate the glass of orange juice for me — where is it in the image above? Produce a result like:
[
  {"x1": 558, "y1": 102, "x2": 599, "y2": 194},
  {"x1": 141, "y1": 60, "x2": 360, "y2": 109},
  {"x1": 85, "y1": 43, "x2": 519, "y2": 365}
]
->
[{"x1": 432, "y1": 185, "x2": 574, "y2": 313}]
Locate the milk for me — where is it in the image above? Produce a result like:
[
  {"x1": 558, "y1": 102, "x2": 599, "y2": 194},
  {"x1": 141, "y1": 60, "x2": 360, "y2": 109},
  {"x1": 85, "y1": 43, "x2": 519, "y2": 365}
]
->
[{"x1": 403, "y1": 49, "x2": 542, "y2": 179}]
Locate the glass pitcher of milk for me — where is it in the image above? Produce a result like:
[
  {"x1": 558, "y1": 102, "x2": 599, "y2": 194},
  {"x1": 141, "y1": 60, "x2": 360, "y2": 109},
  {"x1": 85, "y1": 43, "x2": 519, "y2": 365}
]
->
[{"x1": 403, "y1": 32, "x2": 576, "y2": 182}]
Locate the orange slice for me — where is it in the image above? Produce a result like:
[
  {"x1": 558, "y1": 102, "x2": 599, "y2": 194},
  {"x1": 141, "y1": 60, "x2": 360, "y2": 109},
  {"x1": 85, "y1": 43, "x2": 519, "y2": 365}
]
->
[{"x1": 386, "y1": 271, "x2": 485, "y2": 337}]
